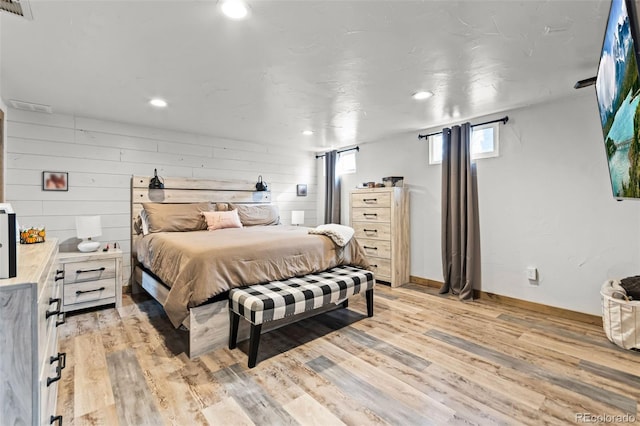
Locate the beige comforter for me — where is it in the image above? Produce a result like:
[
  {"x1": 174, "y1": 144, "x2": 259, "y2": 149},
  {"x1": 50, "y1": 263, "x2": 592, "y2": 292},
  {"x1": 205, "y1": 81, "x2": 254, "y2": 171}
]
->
[{"x1": 136, "y1": 226, "x2": 370, "y2": 327}]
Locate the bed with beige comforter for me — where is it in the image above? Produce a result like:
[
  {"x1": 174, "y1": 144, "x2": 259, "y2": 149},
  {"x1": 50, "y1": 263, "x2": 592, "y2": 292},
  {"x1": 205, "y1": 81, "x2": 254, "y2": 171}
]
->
[{"x1": 136, "y1": 225, "x2": 370, "y2": 327}]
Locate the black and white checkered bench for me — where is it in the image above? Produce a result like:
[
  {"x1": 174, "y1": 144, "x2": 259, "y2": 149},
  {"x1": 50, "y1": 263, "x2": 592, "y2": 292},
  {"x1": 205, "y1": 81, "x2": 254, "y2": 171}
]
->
[{"x1": 228, "y1": 265, "x2": 375, "y2": 368}]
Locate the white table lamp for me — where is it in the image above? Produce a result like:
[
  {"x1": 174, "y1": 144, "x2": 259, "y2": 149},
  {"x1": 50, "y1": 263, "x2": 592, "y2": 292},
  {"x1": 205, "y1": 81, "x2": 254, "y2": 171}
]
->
[
  {"x1": 76, "y1": 216, "x2": 102, "y2": 252},
  {"x1": 291, "y1": 210, "x2": 304, "y2": 226}
]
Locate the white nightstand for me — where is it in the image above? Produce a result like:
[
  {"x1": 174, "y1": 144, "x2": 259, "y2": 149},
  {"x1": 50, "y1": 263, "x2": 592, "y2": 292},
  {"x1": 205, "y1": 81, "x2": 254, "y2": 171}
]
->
[{"x1": 57, "y1": 249, "x2": 123, "y2": 312}]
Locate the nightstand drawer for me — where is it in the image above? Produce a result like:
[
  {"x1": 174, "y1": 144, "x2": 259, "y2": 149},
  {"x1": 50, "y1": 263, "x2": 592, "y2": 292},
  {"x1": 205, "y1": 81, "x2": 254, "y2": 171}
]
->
[
  {"x1": 63, "y1": 259, "x2": 115, "y2": 284},
  {"x1": 64, "y1": 278, "x2": 116, "y2": 306}
]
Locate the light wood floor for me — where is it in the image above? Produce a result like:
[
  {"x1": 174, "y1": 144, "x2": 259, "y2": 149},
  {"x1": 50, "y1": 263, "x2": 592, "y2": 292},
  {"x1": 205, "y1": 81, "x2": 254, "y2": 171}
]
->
[{"x1": 57, "y1": 283, "x2": 640, "y2": 425}]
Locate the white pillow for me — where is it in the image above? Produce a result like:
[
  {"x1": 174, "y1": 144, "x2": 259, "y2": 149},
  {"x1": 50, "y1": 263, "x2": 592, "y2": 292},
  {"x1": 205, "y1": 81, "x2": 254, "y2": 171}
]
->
[{"x1": 202, "y1": 210, "x2": 243, "y2": 231}]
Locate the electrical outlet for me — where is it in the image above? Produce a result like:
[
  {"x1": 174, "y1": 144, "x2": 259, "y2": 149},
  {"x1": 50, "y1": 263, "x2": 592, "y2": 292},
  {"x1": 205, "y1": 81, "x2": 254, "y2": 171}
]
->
[{"x1": 526, "y1": 267, "x2": 538, "y2": 283}]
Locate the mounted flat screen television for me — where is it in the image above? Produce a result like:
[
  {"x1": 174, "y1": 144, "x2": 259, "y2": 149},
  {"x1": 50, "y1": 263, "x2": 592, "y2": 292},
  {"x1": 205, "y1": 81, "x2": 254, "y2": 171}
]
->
[{"x1": 595, "y1": 0, "x2": 640, "y2": 199}]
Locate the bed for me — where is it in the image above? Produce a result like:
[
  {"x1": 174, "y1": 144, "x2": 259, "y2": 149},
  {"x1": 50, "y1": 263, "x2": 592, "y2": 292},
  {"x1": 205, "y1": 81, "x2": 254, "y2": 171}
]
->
[{"x1": 130, "y1": 176, "x2": 370, "y2": 358}]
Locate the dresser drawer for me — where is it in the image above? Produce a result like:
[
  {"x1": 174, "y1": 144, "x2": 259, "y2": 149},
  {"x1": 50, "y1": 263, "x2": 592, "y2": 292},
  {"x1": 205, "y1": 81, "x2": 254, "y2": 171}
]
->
[
  {"x1": 351, "y1": 191, "x2": 391, "y2": 208},
  {"x1": 64, "y1": 259, "x2": 116, "y2": 284},
  {"x1": 38, "y1": 269, "x2": 63, "y2": 369},
  {"x1": 367, "y1": 257, "x2": 391, "y2": 280},
  {"x1": 352, "y1": 207, "x2": 391, "y2": 223},
  {"x1": 358, "y1": 238, "x2": 391, "y2": 259},
  {"x1": 353, "y1": 222, "x2": 391, "y2": 241},
  {"x1": 40, "y1": 343, "x2": 64, "y2": 426},
  {"x1": 64, "y1": 278, "x2": 116, "y2": 306}
]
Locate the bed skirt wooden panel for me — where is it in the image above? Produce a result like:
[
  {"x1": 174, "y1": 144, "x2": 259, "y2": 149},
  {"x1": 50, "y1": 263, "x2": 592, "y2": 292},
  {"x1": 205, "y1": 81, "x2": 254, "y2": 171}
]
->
[{"x1": 134, "y1": 266, "x2": 250, "y2": 358}]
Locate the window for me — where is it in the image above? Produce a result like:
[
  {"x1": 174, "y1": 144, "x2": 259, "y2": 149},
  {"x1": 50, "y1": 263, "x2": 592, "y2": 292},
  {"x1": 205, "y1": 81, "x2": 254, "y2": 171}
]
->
[
  {"x1": 428, "y1": 122, "x2": 500, "y2": 165},
  {"x1": 337, "y1": 150, "x2": 357, "y2": 175}
]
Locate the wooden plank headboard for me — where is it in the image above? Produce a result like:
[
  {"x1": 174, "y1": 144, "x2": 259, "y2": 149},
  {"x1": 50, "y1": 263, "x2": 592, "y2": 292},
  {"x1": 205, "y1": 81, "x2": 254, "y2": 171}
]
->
[{"x1": 130, "y1": 175, "x2": 271, "y2": 281}]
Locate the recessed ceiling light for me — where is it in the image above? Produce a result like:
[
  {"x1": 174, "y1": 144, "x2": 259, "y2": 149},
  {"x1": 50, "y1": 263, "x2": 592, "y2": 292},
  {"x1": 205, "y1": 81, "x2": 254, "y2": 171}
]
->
[
  {"x1": 221, "y1": 0, "x2": 249, "y2": 20},
  {"x1": 412, "y1": 91, "x2": 434, "y2": 100},
  {"x1": 302, "y1": 130, "x2": 314, "y2": 136},
  {"x1": 150, "y1": 98, "x2": 168, "y2": 108}
]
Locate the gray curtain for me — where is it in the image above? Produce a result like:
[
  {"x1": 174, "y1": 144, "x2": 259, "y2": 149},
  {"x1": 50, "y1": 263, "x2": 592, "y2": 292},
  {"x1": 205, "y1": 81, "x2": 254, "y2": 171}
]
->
[
  {"x1": 440, "y1": 123, "x2": 479, "y2": 300},
  {"x1": 324, "y1": 150, "x2": 341, "y2": 223}
]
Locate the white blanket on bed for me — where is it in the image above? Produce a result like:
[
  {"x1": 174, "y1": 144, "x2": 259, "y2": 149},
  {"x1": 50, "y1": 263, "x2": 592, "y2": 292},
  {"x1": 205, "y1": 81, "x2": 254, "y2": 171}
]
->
[{"x1": 308, "y1": 224, "x2": 355, "y2": 247}]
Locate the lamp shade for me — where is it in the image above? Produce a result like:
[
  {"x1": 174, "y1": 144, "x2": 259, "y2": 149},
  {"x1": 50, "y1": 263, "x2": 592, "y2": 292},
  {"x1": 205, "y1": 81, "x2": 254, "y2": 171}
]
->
[
  {"x1": 76, "y1": 216, "x2": 102, "y2": 239},
  {"x1": 291, "y1": 210, "x2": 304, "y2": 226},
  {"x1": 76, "y1": 216, "x2": 102, "y2": 252}
]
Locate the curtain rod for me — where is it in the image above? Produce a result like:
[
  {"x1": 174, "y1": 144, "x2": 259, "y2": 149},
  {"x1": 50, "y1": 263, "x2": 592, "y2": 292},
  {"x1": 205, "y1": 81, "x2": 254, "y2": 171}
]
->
[
  {"x1": 315, "y1": 146, "x2": 360, "y2": 159},
  {"x1": 417, "y1": 116, "x2": 509, "y2": 140}
]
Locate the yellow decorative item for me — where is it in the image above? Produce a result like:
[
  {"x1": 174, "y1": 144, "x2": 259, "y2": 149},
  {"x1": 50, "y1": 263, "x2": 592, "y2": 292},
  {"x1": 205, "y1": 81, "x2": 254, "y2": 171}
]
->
[{"x1": 20, "y1": 227, "x2": 46, "y2": 244}]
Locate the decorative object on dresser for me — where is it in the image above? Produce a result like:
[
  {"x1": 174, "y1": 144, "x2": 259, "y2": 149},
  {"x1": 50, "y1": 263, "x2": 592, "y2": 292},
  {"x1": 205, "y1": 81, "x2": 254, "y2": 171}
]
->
[
  {"x1": 350, "y1": 186, "x2": 409, "y2": 287},
  {"x1": 57, "y1": 248, "x2": 123, "y2": 312},
  {"x1": 75, "y1": 215, "x2": 102, "y2": 253},
  {"x1": 0, "y1": 239, "x2": 65, "y2": 425},
  {"x1": 20, "y1": 226, "x2": 46, "y2": 244}
]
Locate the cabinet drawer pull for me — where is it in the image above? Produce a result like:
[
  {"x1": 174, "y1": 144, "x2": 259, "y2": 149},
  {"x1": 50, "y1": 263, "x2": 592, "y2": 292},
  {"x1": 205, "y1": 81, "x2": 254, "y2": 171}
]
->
[
  {"x1": 50, "y1": 415, "x2": 63, "y2": 426},
  {"x1": 47, "y1": 352, "x2": 66, "y2": 386},
  {"x1": 363, "y1": 229, "x2": 378, "y2": 233},
  {"x1": 363, "y1": 198, "x2": 377, "y2": 202},
  {"x1": 363, "y1": 246, "x2": 378, "y2": 250},
  {"x1": 76, "y1": 267, "x2": 106, "y2": 274},
  {"x1": 55, "y1": 269, "x2": 65, "y2": 281},
  {"x1": 46, "y1": 298, "x2": 61, "y2": 319},
  {"x1": 55, "y1": 312, "x2": 66, "y2": 327},
  {"x1": 50, "y1": 352, "x2": 67, "y2": 369},
  {"x1": 363, "y1": 213, "x2": 378, "y2": 217},
  {"x1": 76, "y1": 286, "x2": 106, "y2": 295}
]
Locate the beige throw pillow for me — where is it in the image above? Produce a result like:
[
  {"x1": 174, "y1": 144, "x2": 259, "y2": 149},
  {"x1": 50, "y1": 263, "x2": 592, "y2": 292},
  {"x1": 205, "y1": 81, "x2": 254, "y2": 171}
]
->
[
  {"x1": 142, "y1": 202, "x2": 209, "y2": 233},
  {"x1": 229, "y1": 203, "x2": 280, "y2": 226}
]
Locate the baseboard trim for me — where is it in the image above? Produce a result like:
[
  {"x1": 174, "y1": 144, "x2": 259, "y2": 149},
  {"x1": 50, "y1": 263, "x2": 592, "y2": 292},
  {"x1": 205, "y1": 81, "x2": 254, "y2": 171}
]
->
[
  {"x1": 409, "y1": 275, "x2": 602, "y2": 327},
  {"x1": 410, "y1": 275, "x2": 441, "y2": 288}
]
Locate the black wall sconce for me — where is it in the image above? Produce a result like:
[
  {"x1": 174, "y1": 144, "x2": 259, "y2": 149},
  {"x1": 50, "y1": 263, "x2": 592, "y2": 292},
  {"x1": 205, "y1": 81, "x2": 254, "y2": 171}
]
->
[
  {"x1": 255, "y1": 175, "x2": 268, "y2": 191},
  {"x1": 149, "y1": 168, "x2": 164, "y2": 189}
]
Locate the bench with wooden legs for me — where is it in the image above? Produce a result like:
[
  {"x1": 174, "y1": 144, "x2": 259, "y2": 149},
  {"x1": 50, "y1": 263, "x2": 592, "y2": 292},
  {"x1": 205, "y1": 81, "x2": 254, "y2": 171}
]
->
[{"x1": 228, "y1": 266, "x2": 375, "y2": 368}]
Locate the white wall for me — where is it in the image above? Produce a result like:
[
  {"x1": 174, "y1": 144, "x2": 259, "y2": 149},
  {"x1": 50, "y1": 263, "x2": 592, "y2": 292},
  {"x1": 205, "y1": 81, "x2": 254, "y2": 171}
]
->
[
  {"x1": 5, "y1": 109, "x2": 318, "y2": 285},
  {"x1": 342, "y1": 92, "x2": 640, "y2": 315}
]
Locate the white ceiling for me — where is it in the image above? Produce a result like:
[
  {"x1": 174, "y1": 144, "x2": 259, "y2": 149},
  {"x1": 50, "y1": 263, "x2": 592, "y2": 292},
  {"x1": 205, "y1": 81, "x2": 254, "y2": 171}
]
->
[{"x1": 1, "y1": 1, "x2": 607, "y2": 151}]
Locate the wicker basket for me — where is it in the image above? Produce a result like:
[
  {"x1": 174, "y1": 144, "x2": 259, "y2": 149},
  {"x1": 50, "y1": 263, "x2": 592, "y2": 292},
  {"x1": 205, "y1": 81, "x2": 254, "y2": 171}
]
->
[{"x1": 601, "y1": 280, "x2": 640, "y2": 350}]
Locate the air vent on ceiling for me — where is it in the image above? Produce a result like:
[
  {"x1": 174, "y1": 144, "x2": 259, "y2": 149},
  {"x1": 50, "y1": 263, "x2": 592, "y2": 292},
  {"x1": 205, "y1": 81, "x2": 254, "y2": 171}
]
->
[
  {"x1": 0, "y1": 0, "x2": 33, "y2": 20},
  {"x1": 10, "y1": 100, "x2": 52, "y2": 114}
]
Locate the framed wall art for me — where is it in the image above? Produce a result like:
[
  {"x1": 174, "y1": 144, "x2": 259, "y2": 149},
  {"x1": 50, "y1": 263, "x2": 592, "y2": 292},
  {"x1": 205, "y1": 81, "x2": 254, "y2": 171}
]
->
[{"x1": 43, "y1": 171, "x2": 68, "y2": 191}]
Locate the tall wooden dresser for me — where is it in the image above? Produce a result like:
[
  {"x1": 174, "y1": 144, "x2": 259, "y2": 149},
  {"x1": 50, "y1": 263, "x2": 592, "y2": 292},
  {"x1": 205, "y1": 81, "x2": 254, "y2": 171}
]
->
[
  {"x1": 0, "y1": 240, "x2": 65, "y2": 425},
  {"x1": 350, "y1": 187, "x2": 409, "y2": 287}
]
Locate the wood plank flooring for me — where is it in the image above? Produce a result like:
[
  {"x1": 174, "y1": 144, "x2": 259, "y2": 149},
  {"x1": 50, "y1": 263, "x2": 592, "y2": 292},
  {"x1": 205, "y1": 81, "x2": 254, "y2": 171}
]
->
[{"x1": 57, "y1": 283, "x2": 640, "y2": 425}]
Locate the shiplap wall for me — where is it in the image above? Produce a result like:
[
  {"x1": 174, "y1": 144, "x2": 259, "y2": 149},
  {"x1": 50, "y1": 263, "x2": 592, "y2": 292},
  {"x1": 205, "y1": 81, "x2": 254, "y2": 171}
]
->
[{"x1": 5, "y1": 109, "x2": 318, "y2": 285}]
